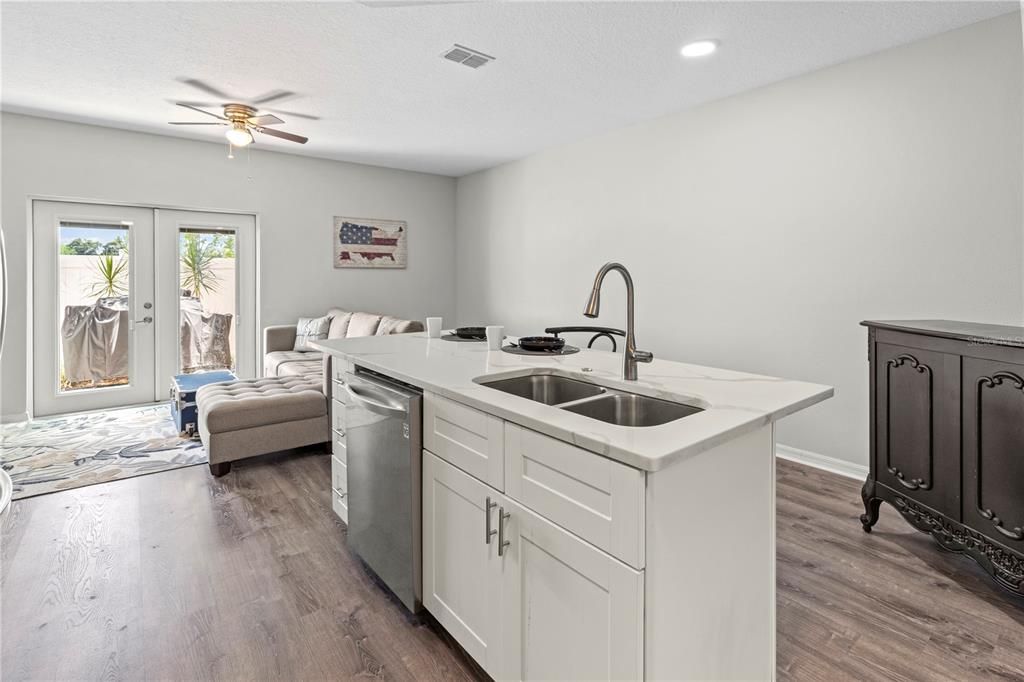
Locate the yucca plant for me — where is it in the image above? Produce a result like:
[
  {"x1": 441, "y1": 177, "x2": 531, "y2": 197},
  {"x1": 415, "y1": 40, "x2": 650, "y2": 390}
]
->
[
  {"x1": 180, "y1": 234, "x2": 220, "y2": 301},
  {"x1": 86, "y1": 254, "x2": 129, "y2": 298}
]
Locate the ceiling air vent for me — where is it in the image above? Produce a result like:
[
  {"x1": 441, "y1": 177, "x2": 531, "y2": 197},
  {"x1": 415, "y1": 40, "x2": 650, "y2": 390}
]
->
[{"x1": 442, "y1": 44, "x2": 495, "y2": 69}]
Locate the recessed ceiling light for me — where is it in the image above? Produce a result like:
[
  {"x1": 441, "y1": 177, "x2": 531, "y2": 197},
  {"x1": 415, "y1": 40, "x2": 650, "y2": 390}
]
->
[{"x1": 680, "y1": 40, "x2": 719, "y2": 58}]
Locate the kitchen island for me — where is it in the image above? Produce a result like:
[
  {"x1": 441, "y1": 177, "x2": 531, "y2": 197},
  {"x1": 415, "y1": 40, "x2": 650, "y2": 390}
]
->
[{"x1": 313, "y1": 332, "x2": 832, "y2": 681}]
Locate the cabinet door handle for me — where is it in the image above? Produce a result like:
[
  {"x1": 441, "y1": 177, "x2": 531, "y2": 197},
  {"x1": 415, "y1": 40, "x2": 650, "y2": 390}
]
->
[
  {"x1": 485, "y1": 497, "x2": 497, "y2": 545},
  {"x1": 498, "y1": 506, "x2": 511, "y2": 557}
]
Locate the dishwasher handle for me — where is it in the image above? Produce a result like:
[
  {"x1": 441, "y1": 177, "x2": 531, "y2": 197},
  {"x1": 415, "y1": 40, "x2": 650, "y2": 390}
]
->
[{"x1": 343, "y1": 381, "x2": 409, "y2": 418}]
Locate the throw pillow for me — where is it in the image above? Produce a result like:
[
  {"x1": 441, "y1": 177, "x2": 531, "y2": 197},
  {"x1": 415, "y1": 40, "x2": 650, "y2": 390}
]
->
[{"x1": 293, "y1": 315, "x2": 332, "y2": 352}]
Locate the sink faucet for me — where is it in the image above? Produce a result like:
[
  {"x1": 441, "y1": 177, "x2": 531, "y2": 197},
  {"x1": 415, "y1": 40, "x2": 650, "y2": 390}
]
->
[{"x1": 583, "y1": 262, "x2": 653, "y2": 381}]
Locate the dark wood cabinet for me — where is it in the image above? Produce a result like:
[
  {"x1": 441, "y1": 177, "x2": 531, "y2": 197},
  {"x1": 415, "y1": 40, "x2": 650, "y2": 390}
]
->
[{"x1": 862, "y1": 320, "x2": 1024, "y2": 597}]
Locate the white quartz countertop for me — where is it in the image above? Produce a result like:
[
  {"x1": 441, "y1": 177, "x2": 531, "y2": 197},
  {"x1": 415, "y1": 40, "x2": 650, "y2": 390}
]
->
[{"x1": 311, "y1": 333, "x2": 833, "y2": 472}]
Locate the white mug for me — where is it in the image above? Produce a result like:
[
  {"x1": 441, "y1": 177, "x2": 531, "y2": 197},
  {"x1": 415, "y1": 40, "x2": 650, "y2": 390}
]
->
[
  {"x1": 486, "y1": 325, "x2": 504, "y2": 350},
  {"x1": 426, "y1": 317, "x2": 443, "y2": 338}
]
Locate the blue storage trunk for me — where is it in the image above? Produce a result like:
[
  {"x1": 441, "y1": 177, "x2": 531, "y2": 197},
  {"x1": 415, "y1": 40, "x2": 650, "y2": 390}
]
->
[{"x1": 171, "y1": 370, "x2": 237, "y2": 437}]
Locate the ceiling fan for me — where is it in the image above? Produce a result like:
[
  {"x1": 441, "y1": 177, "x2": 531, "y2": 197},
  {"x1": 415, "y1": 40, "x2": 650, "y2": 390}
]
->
[{"x1": 168, "y1": 101, "x2": 309, "y2": 148}]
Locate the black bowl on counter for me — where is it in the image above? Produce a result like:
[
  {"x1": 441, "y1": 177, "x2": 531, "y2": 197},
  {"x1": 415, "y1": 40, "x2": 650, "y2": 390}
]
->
[
  {"x1": 517, "y1": 336, "x2": 566, "y2": 352},
  {"x1": 454, "y1": 326, "x2": 487, "y2": 340}
]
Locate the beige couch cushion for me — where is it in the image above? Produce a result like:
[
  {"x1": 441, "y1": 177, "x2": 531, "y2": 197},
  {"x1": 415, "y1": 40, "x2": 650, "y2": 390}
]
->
[
  {"x1": 265, "y1": 350, "x2": 323, "y2": 376},
  {"x1": 198, "y1": 376, "x2": 326, "y2": 434},
  {"x1": 347, "y1": 312, "x2": 382, "y2": 337},
  {"x1": 327, "y1": 308, "x2": 353, "y2": 339},
  {"x1": 376, "y1": 316, "x2": 425, "y2": 335},
  {"x1": 278, "y1": 358, "x2": 323, "y2": 378}
]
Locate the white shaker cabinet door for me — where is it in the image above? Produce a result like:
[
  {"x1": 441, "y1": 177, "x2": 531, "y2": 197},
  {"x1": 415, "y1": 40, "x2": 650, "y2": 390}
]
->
[
  {"x1": 422, "y1": 451, "x2": 503, "y2": 677},
  {"x1": 497, "y1": 497, "x2": 644, "y2": 682}
]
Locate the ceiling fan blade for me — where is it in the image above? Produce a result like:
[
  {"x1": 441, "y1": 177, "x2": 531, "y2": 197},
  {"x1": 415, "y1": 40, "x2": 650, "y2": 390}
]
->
[
  {"x1": 176, "y1": 102, "x2": 226, "y2": 120},
  {"x1": 171, "y1": 99, "x2": 220, "y2": 108},
  {"x1": 248, "y1": 114, "x2": 284, "y2": 126},
  {"x1": 168, "y1": 121, "x2": 225, "y2": 125},
  {"x1": 181, "y1": 78, "x2": 235, "y2": 100},
  {"x1": 251, "y1": 90, "x2": 295, "y2": 106},
  {"x1": 256, "y1": 127, "x2": 308, "y2": 144},
  {"x1": 265, "y1": 108, "x2": 320, "y2": 121}
]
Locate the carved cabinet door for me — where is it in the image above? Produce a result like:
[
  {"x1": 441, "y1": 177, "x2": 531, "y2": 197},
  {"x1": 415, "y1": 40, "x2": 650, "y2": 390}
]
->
[
  {"x1": 962, "y1": 357, "x2": 1024, "y2": 548},
  {"x1": 875, "y1": 343, "x2": 961, "y2": 518}
]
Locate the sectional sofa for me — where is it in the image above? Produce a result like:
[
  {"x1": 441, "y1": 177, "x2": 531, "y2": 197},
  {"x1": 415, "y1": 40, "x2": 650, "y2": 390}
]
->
[{"x1": 197, "y1": 309, "x2": 423, "y2": 475}]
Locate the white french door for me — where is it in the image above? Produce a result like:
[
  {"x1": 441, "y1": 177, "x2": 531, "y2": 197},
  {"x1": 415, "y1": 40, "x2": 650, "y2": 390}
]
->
[
  {"x1": 154, "y1": 209, "x2": 257, "y2": 388},
  {"x1": 32, "y1": 201, "x2": 257, "y2": 418},
  {"x1": 33, "y1": 201, "x2": 156, "y2": 416}
]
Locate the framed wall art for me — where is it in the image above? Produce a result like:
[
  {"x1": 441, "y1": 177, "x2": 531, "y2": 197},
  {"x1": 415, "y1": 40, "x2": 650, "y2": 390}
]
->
[{"x1": 334, "y1": 216, "x2": 407, "y2": 269}]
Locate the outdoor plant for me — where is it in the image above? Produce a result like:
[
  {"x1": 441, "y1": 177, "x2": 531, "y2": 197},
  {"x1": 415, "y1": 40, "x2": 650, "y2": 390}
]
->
[
  {"x1": 86, "y1": 254, "x2": 128, "y2": 298},
  {"x1": 180, "y1": 233, "x2": 221, "y2": 301}
]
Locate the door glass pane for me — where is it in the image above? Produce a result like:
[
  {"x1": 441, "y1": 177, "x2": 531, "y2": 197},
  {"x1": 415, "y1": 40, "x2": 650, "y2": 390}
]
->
[
  {"x1": 58, "y1": 221, "x2": 130, "y2": 392},
  {"x1": 179, "y1": 228, "x2": 236, "y2": 374}
]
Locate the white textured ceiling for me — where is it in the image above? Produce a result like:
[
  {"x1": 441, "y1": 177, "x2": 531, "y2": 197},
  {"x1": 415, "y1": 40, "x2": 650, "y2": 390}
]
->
[{"x1": 1, "y1": 1, "x2": 1017, "y2": 176}]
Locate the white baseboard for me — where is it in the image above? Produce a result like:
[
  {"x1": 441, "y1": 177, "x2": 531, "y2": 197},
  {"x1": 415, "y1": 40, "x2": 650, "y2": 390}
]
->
[
  {"x1": 1, "y1": 411, "x2": 29, "y2": 425},
  {"x1": 776, "y1": 443, "x2": 868, "y2": 481}
]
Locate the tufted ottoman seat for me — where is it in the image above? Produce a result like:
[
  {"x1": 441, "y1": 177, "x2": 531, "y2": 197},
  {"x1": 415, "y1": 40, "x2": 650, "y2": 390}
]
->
[{"x1": 197, "y1": 375, "x2": 329, "y2": 476}]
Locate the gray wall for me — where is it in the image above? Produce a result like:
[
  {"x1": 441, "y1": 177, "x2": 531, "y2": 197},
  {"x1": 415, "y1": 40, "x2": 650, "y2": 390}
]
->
[
  {"x1": 1, "y1": 113, "x2": 456, "y2": 420},
  {"x1": 454, "y1": 13, "x2": 1024, "y2": 468}
]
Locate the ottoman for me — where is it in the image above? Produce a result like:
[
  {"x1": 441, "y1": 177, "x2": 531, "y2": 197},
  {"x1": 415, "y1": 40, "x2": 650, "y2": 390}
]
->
[{"x1": 197, "y1": 376, "x2": 329, "y2": 476}]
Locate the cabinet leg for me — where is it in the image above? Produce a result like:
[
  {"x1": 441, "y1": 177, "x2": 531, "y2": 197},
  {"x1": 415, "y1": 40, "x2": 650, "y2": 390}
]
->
[{"x1": 860, "y1": 477, "x2": 882, "y2": 532}]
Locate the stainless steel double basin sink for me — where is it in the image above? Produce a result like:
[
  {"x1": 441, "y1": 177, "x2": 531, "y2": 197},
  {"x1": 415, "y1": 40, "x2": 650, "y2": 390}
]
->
[{"x1": 476, "y1": 371, "x2": 704, "y2": 427}]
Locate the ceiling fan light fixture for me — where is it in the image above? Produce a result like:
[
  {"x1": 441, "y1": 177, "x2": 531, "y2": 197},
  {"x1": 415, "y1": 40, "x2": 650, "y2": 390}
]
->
[{"x1": 226, "y1": 123, "x2": 253, "y2": 147}]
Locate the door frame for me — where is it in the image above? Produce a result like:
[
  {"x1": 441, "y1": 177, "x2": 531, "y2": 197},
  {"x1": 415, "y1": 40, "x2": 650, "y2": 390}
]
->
[{"x1": 24, "y1": 195, "x2": 261, "y2": 420}]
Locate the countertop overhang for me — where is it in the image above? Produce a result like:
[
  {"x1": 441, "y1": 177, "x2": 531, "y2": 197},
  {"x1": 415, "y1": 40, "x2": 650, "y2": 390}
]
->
[{"x1": 312, "y1": 333, "x2": 833, "y2": 472}]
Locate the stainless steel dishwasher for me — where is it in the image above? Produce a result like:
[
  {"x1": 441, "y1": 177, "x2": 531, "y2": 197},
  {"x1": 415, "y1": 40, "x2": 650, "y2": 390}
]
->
[{"x1": 341, "y1": 368, "x2": 423, "y2": 613}]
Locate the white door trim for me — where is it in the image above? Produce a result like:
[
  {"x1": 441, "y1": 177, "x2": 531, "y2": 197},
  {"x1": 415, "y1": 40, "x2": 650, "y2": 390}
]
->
[{"x1": 25, "y1": 194, "x2": 258, "y2": 217}]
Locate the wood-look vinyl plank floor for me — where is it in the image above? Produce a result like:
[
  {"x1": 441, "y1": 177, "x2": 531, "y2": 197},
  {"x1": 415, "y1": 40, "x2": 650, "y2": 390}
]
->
[
  {"x1": 776, "y1": 460, "x2": 1024, "y2": 682},
  {"x1": 3, "y1": 451, "x2": 1022, "y2": 680}
]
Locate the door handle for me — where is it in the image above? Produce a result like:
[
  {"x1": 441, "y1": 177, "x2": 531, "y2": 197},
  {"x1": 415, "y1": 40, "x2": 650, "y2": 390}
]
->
[
  {"x1": 497, "y1": 506, "x2": 511, "y2": 557},
  {"x1": 135, "y1": 316, "x2": 153, "y2": 324},
  {"x1": 485, "y1": 497, "x2": 497, "y2": 545}
]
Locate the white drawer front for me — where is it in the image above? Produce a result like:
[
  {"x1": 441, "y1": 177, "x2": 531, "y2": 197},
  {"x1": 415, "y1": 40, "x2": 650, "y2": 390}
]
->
[
  {"x1": 332, "y1": 379, "x2": 348, "y2": 405},
  {"x1": 331, "y1": 398, "x2": 346, "y2": 434},
  {"x1": 331, "y1": 455, "x2": 348, "y2": 494},
  {"x1": 331, "y1": 358, "x2": 353, "y2": 382},
  {"x1": 424, "y1": 393, "x2": 504, "y2": 490},
  {"x1": 332, "y1": 488, "x2": 348, "y2": 523},
  {"x1": 505, "y1": 423, "x2": 646, "y2": 569},
  {"x1": 333, "y1": 432, "x2": 347, "y2": 463}
]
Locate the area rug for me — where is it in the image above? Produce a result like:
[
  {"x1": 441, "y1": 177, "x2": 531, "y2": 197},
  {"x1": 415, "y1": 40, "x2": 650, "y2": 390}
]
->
[{"x1": 0, "y1": 404, "x2": 207, "y2": 500}]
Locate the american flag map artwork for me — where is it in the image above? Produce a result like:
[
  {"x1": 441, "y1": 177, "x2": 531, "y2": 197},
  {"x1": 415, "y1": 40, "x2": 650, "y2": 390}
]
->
[{"x1": 334, "y1": 217, "x2": 407, "y2": 268}]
